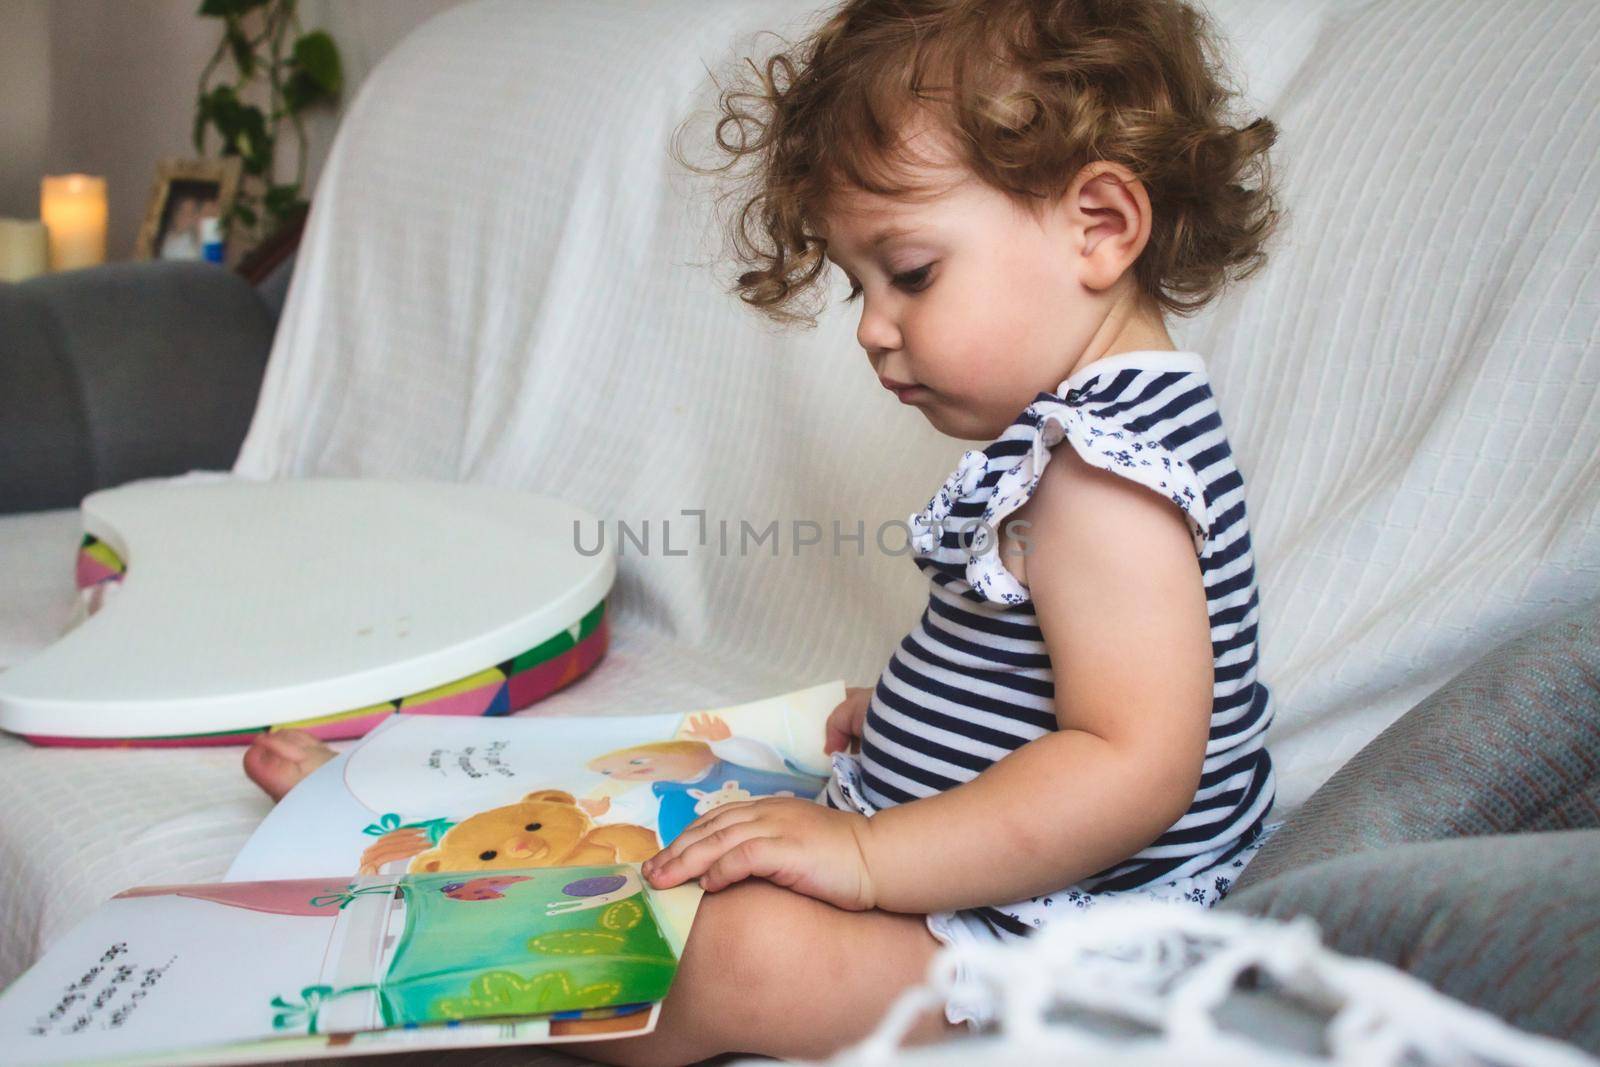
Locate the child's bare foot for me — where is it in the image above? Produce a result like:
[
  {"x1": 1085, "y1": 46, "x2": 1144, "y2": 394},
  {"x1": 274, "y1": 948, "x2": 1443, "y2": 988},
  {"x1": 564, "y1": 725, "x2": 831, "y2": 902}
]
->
[{"x1": 242, "y1": 729, "x2": 337, "y2": 802}]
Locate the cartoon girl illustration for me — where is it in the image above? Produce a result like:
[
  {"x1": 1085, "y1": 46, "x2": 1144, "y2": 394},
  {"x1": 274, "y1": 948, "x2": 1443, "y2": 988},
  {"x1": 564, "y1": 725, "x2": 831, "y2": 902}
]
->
[{"x1": 586, "y1": 714, "x2": 828, "y2": 845}]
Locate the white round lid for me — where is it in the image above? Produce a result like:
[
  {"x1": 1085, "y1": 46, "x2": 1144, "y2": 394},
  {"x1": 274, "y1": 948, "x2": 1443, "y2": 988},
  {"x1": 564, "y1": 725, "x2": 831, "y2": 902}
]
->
[{"x1": 0, "y1": 477, "x2": 615, "y2": 738}]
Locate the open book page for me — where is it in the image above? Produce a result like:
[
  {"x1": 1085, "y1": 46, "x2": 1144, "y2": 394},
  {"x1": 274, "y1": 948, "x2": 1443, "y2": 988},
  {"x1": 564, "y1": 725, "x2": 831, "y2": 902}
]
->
[
  {"x1": 226, "y1": 679, "x2": 842, "y2": 954},
  {"x1": 0, "y1": 868, "x2": 667, "y2": 1066},
  {"x1": 0, "y1": 681, "x2": 843, "y2": 1065}
]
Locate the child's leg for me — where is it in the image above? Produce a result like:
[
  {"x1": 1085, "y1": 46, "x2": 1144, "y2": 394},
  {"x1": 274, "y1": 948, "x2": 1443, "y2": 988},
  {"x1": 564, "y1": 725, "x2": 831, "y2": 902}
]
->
[{"x1": 565, "y1": 879, "x2": 960, "y2": 1067}]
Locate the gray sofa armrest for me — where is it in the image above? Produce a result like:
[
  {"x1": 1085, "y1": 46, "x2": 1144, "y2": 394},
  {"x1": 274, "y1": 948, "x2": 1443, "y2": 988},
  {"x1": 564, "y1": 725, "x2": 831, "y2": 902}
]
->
[{"x1": 0, "y1": 260, "x2": 278, "y2": 515}]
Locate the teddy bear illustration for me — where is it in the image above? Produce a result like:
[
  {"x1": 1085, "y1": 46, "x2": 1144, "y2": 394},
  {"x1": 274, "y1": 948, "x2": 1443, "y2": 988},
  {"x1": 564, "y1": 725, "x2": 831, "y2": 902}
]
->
[{"x1": 358, "y1": 790, "x2": 659, "y2": 875}]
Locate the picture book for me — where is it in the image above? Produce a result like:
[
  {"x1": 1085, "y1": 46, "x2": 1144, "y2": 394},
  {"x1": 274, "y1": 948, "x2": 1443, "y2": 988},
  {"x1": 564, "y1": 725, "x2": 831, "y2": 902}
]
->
[{"x1": 0, "y1": 680, "x2": 845, "y2": 1065}]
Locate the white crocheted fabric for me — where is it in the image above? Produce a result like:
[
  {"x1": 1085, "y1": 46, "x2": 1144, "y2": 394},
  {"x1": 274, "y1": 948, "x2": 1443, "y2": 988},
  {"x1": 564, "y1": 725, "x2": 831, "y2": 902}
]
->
[{"x1": 750, "y1": 899, "x2": 1596, "y2": 1067}]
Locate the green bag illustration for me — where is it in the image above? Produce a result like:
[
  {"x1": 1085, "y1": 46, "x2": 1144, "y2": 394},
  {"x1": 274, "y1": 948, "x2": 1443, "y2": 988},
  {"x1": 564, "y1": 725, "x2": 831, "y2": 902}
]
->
[{"x1": 272, "y1": 865, "x2": 678, "y2": 1031}]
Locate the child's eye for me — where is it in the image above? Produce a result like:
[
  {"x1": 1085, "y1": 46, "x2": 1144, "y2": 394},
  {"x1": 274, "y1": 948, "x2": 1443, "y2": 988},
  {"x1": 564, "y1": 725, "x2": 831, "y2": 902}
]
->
[{"x1": 844, "y1": 265, "x2": 934, "y2": 304}]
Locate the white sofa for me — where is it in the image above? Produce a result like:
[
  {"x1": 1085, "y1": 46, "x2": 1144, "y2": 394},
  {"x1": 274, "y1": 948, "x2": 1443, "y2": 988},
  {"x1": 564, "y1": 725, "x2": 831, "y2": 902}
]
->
[{"x1": 1, "y1": 0, "x2": 1596, "y2": 1060}]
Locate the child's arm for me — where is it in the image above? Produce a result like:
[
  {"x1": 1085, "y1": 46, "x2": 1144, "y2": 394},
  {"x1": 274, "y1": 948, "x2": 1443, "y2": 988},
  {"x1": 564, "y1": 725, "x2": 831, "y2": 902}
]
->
[
  {"x1": 860, "y1": 447, "x2": 1215, "y2": 910},
  {"x1": 643, "y1": 447, "x2": 1214, "y2": 913}
]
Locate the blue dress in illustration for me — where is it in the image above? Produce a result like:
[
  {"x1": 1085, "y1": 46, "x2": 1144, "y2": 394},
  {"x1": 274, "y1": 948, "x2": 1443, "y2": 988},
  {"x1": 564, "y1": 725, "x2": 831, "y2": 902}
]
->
[{"x1": 587, "y1": 713, "x2": 828, "y2": 846}]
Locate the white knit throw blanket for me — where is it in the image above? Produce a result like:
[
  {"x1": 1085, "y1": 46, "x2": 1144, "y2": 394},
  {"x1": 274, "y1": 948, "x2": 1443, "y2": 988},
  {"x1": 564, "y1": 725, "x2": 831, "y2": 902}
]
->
[{"x1": 747, "y1": 901, "x2": 1596, "y2": 1067}]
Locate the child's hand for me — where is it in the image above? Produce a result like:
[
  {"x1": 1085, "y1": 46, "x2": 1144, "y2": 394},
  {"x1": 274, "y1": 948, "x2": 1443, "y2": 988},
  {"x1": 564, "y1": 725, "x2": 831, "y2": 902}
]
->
[
  {"x1": 824, "y1": 686, "x2": 872, "y2": 755},
  {"x1": 641, "y1": 797, "x2": 878, "y2": 911}
]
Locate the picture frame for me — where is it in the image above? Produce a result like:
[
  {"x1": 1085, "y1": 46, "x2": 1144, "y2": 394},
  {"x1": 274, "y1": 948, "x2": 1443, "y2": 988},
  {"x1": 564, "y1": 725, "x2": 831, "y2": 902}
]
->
[{"x1": 134, "y1": 156, "x2": 242, "y2": 262}]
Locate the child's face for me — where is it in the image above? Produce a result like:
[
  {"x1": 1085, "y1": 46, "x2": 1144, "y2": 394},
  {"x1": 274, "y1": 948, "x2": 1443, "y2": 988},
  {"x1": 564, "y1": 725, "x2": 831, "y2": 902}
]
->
[{"x1": 817, "y1": 120, "x2": 1139, "y2": 440}]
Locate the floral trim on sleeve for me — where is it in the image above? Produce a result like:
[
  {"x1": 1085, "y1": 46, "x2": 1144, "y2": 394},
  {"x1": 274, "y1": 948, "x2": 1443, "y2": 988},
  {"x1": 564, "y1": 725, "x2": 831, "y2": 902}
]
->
[
  {"x1": 908, "y1": 386, "x2": 1212, "y2": 607},
  {"x1": 907, "y1": 448, "x2": 992, "y2": 557}
]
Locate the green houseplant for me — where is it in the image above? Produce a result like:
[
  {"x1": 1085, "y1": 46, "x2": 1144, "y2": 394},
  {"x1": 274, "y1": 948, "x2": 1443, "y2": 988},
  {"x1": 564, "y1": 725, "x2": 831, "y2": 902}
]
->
[{"x1": 192, "y1": 0, "x2": 343, "y2": 248}]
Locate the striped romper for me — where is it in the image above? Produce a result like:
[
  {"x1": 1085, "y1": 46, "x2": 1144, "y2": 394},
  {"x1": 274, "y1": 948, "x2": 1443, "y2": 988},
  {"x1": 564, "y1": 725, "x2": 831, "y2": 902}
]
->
[{"x1": 822, "y1": 349, "x2": 1279, "y2": 1019}]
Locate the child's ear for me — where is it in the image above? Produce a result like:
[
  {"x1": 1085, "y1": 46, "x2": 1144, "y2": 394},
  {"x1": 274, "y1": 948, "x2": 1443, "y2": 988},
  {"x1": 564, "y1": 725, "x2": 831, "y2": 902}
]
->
[{"x1": 1064, "y1": 161, "x2": 1152, "y2": 292}]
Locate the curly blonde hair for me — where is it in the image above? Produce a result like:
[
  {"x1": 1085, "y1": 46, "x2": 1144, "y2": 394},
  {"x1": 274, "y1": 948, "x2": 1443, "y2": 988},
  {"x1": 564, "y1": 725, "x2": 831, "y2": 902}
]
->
[{"x1": 670, "y1": 0, "x2": 1282, "y2": 329}]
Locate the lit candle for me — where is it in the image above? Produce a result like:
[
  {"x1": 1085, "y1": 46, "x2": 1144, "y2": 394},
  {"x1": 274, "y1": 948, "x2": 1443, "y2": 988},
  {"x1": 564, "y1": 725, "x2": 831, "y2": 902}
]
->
[
  {"x1": 0, "y1": 218, "x2": 49, "y2": 282},
  {"x1": 40, "y1": 174, "x2": 108, "y2": 272}
]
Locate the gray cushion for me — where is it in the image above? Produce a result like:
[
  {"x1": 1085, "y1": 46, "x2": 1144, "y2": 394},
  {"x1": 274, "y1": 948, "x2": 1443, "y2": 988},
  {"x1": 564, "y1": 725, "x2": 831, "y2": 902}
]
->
[
  {"x1": 1217, "y1": 600, "x2": 1600, "y2": 1054},
  {"x1": 255, "y1": 249, "x2": 296, "y2": 322},
  {"x1": 1235, "y1": 598, "x2": 1600, "y2": 892},
  {"x1": 1221, "y1": 830, "x2": 1600, "y2": 1055},
  {"x1": 0, "y1": 289, "x2": 94, "y2": 514},
  {"x1": 0, "y1": 260, "x2": 276, "y2": 515}
]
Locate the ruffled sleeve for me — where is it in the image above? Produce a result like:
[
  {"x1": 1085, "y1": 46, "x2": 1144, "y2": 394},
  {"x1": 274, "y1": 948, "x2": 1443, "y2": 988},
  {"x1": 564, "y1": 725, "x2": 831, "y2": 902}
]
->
[
  {"x1": 907, "y1": 447, "x2": 991, "y2": 557},
  {"x1": 919, "y1": 390, "x2": 1212, "y2": 606}
]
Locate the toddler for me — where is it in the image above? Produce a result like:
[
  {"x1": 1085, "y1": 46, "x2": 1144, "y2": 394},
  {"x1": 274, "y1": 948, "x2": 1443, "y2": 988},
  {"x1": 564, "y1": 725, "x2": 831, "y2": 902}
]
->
[{"x1": 244, "y1": 0, "x2": 1282, "y2": 1062}]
